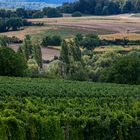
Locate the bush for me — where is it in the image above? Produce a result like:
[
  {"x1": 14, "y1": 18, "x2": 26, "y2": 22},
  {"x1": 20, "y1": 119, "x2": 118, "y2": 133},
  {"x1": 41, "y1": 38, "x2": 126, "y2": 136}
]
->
[
  {"x1": 45, "y1": 60, "x2": 66, "y2": 78},
  {"x1": 41, "y1": 35, "x2": 62, "y2": 47},
  {"x1": 72, "y1": 11, "x2": 82, "y2": 17},
  {"x1": 99, "y1": 55, "x2": 140, "y2": 84},
  {"x1": 32, "y1": 11, "x2": 44, "y2": 19},
  {"x1": 67, "y1": 61, "x2": 89, "y2": 81},
  {"x1": 81, "y1": 34, "x2": 100, "y2": 50},
  {"x1": 41, "y1": 36, "x2": 51, "y2": 47},
  {"x1": 46, "y1": 8, "x2": 62, "y2": 18},
  {"x1": 27, "y1": 59, "x2": 39, "y2": 77},
  {"x1": 50, "y1": 35, "x2": 62, "y2": 46},
  {"x1": 0, "y1": 47, "x2": 27, "y2": 76},
  {"x1": 6, "y1": 17, "x2": 24, "y2": 31}
]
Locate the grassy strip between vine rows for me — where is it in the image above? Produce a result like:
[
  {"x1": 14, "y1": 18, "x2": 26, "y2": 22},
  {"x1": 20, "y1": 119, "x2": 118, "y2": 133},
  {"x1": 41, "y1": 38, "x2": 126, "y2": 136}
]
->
[{"x1": 0, "y1": 77, "x2": 140, "y2": 140}]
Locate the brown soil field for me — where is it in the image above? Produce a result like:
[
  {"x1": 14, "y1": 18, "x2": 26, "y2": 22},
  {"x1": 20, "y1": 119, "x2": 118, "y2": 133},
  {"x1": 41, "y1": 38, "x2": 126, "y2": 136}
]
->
[{"x1": 10, "y1": 44, "x2": 60, "y2": 61}]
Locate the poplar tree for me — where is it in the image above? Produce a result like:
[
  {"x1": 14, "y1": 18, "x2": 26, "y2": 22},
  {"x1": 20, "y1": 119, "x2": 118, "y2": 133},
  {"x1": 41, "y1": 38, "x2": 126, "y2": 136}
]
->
[
  {"x1": 60, "y1": 40, "x2": 69, "y2": 64},
  {"x1": 32, "y1": 42, "x2": 42, "y2": 68}
]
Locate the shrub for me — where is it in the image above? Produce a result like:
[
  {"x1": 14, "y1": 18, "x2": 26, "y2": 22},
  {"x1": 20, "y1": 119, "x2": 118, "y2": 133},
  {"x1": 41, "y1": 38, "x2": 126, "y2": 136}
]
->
[
  {"x1": 81, "y1": 34, "x2": 100, "y2": 50},
  {"x1": 41, "y1": 35, "x2": 62, "y2": 47},
  {"x1": 27, "y1": 59, "x2": 39, "y2": 77},
  {"x1": 32, "y1": 11, "x2": 44, "y2": 19},
  {"x1": 99, "y1": 55, "x2": 140, "y2": 84},
  {"x1": 0, "y1": 47, "x2": 27, "y2": 76},
  {"x1": 50, "y1": 35, "x2": 62, "y2": 46},
  {"x1": 45, "y1": 60, "x2": 66, "y2": 78},
  {"x1": 72, "y1": 11, "x2": 82, "y2": 17},
  {"x1": 46, "y1": 8, "x2": 62, "y2": 18}
]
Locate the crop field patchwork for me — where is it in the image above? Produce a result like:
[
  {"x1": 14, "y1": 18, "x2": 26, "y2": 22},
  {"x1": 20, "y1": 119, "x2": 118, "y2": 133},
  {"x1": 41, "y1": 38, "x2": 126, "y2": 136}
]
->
[{"x1": 1, "y1": 14, "x2": 140, "y2": 40}]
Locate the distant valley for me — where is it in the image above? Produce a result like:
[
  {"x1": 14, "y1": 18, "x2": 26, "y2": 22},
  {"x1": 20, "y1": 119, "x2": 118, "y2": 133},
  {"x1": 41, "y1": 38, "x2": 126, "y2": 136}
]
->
[{"x1": 0, "y1": 0, "x2": 75, "y2": 9}]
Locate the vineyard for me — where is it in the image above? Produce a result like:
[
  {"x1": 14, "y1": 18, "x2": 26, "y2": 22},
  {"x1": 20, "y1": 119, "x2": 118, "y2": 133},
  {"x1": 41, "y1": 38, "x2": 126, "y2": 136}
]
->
[{"x1": 0, "y1": 77, "x2": 140, "y2": 139}]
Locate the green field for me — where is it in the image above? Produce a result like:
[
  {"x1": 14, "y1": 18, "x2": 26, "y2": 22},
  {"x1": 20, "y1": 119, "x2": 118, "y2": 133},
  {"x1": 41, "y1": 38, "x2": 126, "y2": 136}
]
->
[
  {"x1": 33, "y1": 26, "x2": 115, "y2": 41},
  {"x1": 132, "y1": 13, "x2": 140, "y2": 17},
  {"x1": 0, "y1": 77, "x2": 140, "y2": 139}
]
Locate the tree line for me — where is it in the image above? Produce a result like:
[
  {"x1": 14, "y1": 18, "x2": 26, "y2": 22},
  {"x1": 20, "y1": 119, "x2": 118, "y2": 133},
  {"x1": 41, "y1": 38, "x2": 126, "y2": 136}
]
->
[
  {"x1": 59, "y1": 0, "x2": 140, "y2": 15},
  {"x1": 0, "y1": 0, "x2": 139, "y2": 21},
  {"x1": 0, "y1": 35, "x2": 42, "y2": 77}
]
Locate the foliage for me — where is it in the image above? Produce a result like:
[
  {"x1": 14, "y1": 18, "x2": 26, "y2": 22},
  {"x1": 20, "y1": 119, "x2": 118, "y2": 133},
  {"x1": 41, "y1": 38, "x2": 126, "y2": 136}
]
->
[
  {"x1": 0, "y1": 47, "x2": 27, "y2": 76},
  {"x1": 41, "y1": 35, "x2": 62, "y2": 47},
  {"x1": 85, "y1": 52, "x2": 121, "y2": 82},
  {"x1": 100, "y1": 54, "x2": 140, "y2": 84},
  {"x1": 59, "y1": 0, "x2": 140, "y2": 15},
  {"x1": 81, "y1": 34, "x2": 100, "y2": 50},
  {"x1": 27, "y1": 59, "x2": 39, "y2": 77},
  {"x1": 60, "y1": 40, "x2": 70, "y2": 64},
  {"x1": 6, "y1": 17, "x2": 24, "y2": 31},
  {"x1": 0, "y1": 77, "x2": 140, "y2": 139},
  {"x1": 32, "y1": 42, "x2": 43, "y2": 68},
  {"x1": 32, "y1": 11, "x2": 44, "y2": 19},
  {"x1": 0, "y1": 17, "x2": 31, "y2": 33},
  {"x1": 44, "y1": 7, "x2": 62, "y2": 18},
  {"x1": 0, "y1": 36, "x2": 9, "y2": 47},
  {"x1": 19, "y1": 35, "x2": 42, "y2": 69},
  {"x1": 45, "y1": 60, "x2": 66, "y2": 78},
  {"x1": 72, "y1": 11, "x2": 82, "y2": 17}
]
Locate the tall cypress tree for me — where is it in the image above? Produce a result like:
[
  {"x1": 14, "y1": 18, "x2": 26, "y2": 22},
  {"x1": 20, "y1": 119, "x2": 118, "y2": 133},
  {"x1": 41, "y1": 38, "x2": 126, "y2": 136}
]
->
[
  {"x1": 32, "y1": 42, "x2": 42, "y2": 68},
  {"x1": 60, "y1": 40, "x2": 69, "y2": 64},
  {"x1": 20, "y1": 35, "x2": 33, "y2": 60},
  {"x1": 69, "y1": 41, "x2": 81, "y2": 62}
]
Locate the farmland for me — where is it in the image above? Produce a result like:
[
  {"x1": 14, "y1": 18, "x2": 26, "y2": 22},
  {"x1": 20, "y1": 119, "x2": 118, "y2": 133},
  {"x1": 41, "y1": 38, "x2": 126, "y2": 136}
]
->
[
  {"x1": 1, "y1": 14, "x2": 140, "y2": 40},
  {"x1": 2, "y1": 14, "x2": 139, "y2": 61},
  {"x1": 0, "y1": 1, "x2": 140, "y2": 139},
  {"x1": 0, "y1": 76, "x2": 140, "y2": 139}
]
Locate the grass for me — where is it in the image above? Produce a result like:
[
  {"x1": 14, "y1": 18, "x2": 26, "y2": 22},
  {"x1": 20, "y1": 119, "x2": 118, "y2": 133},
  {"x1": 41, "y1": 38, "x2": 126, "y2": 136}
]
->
[
  {"x1": 100, "y1": 33, "x2": 140, "y2": 40},
  {"x1": 131, "y1": 13, "x2": 140, "y2": 17},
  {"x1": 94, "y1": 45, "x2": 140, "y2": 53},
  {"x1": 32, "y1": 25, "x2": 115, "y2": 41}
]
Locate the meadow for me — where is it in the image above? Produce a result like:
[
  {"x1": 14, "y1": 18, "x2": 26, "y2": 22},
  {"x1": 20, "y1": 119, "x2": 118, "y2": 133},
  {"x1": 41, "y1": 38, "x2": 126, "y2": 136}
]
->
[{"x1": 0, "y1": 77, "x2": 140, "y2": 139}]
